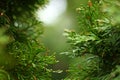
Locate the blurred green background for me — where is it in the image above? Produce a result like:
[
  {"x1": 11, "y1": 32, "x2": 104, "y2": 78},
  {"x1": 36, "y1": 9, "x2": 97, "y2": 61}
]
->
[{"x1": 36, "y1": 0, "x2": 88, "y2": 79}]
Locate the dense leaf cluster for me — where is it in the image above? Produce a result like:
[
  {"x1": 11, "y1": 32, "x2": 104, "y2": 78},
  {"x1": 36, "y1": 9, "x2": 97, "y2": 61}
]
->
[
  {"x1": 0, "y1": 0, "x2": 57, "y2": 80},
  {"x1": 64, "y1": 0, "x2": 120, "y2": 80}
]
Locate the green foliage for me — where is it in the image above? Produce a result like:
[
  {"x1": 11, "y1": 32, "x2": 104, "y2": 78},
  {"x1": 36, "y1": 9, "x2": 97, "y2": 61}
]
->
[
  {"x1": 0, "y1": 69, "x2": 10, "y2": 80},
  {"x1": 64, "y1": 0, "x2": 120, "y2": 80},
  {"x1": 7, "y1": 41, "x2": 57, "y2": 80},
  {"x1": 0, "y1": 0, "x2": 57, "y2": 80}
]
